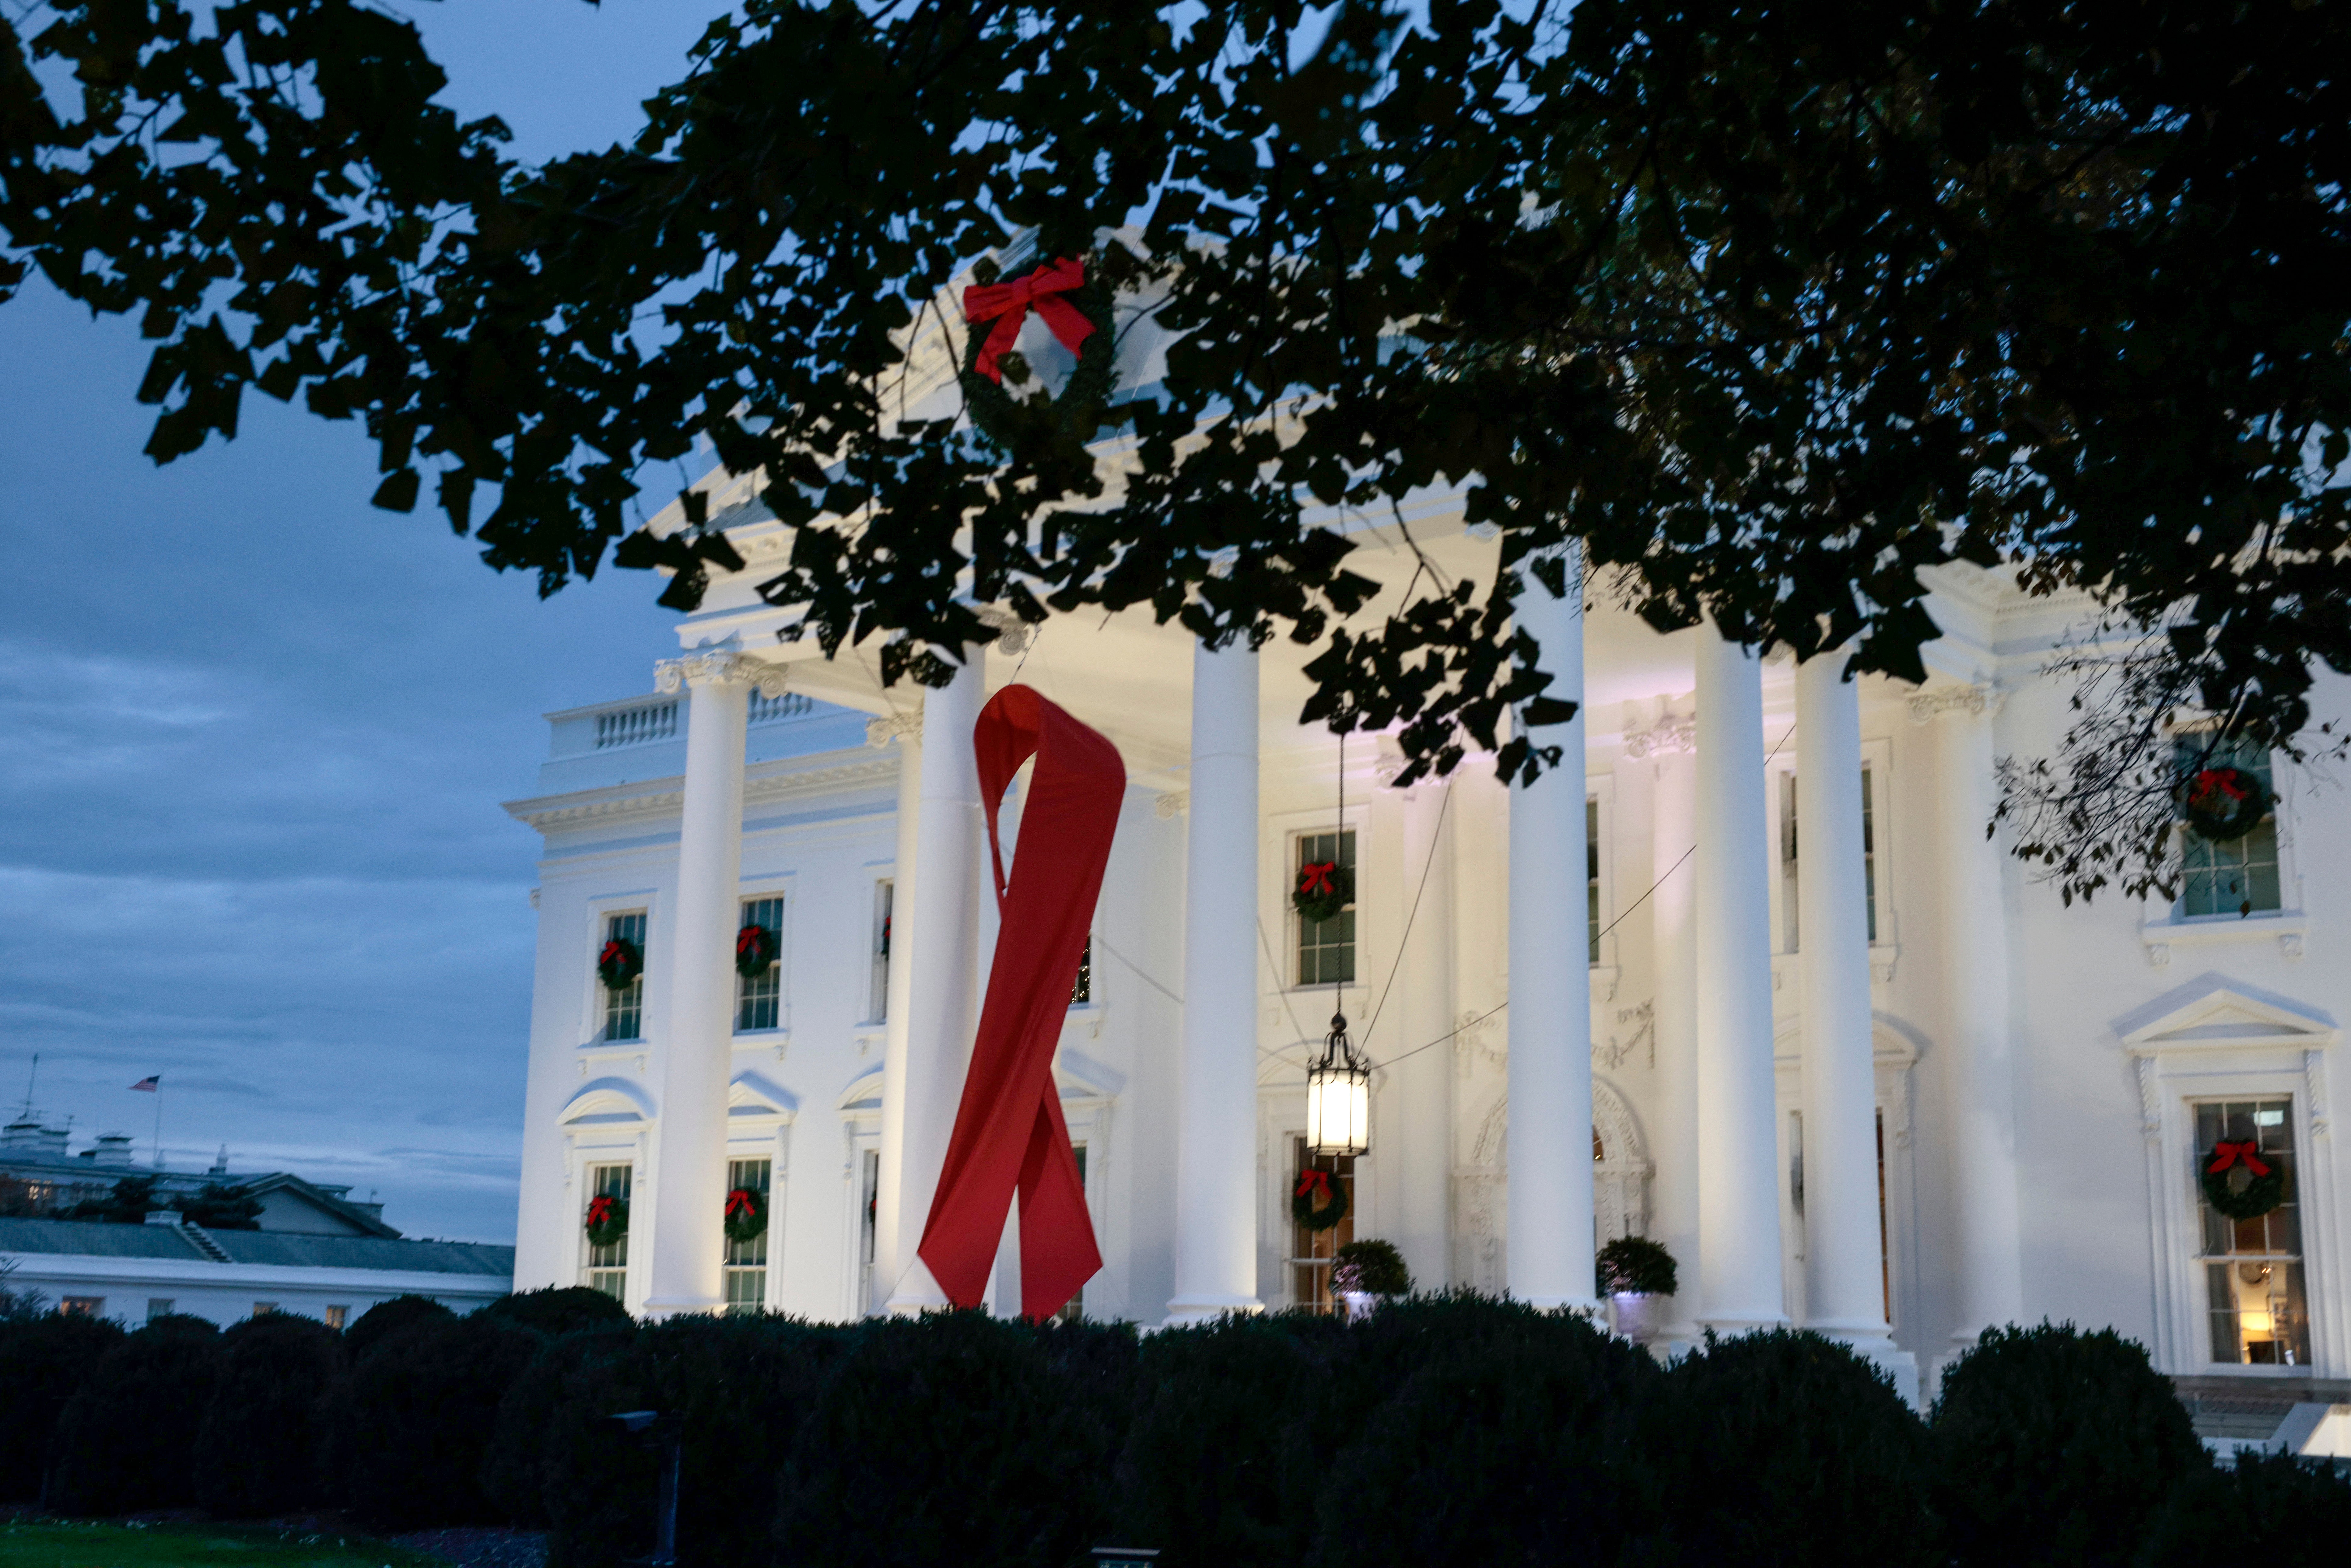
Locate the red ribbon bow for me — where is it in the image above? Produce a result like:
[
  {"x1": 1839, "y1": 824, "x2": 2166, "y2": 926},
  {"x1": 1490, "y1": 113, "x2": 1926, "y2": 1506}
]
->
[
  {"x1": 600, "y1": 940, "x2": 626, "y2": 964},
  {"x1": 735, "y1": 926, "x2": 767, "y2": 957},
  {"x1": 2191, "y1": 768, "x2": 2250, "y2": 808},
  {"x1": 585, "y1": 1195, "x2": 616, "y2": 1224},
  {"x1": 962, "y1": 257, "x2": 1095, "y2": 383},
  {"x1": 2206, "y1": 1139, "x2": 2272, "y2": 1178},
  {"x1": 1298, "y1": 861, "x2": 1340, "y2": 897},
  {"x1": 724, "y1": 1188, "x2": 758, "y2": 1218},
  {"x1": 1295, "y1": 1169, "x2": 1334, "y2": 1205}
]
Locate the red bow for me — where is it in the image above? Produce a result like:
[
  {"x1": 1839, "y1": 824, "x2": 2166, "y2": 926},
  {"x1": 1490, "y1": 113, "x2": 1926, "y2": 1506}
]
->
[
  {"x1": 736, "y1": 926, "x2": 767, "y2": 957},
  {"x1": 1295, "y1": 1169, "x2": 1333, "y2": 1205},
  {"x1": 724, "y1": 1188, "x2": 758, "y2": 1218},
  {"x1": 962, "y1": 257, "x2": 1095, "y2": 383},
  {"x1": 2191, "y1": 768, "x2": 2250, "y2": 808},
  {"x1": 586, "y1": 1195, "x2": 616, "y2": 1224},
  {"x1": 2206, "y1": 1139, "x2": 2272, "y2": 1178},
  {"x1": 1298, "y1": 861, "x2": 1340, "y2": 897},
  {"x1": 600, "y1": 940, "x2": 627, "y2": 964}
]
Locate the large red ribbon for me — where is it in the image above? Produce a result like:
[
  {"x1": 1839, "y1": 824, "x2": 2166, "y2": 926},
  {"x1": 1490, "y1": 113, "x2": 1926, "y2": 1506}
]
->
[
  {"x1": 2206, "y1": 1139, "x2": 2272, "y2": 1178},
  {"x1": 1298, "y1": 861, "x2": 1339, "y2": 897},
  {"x1": 962, "y1": 257, "x2": 1095, "y2": 383},
  {"x1": 724, "y1": 1188, "x2": 758, "y2": 1218},
  {"x1": 916, "y1": 685, "x2": 1122, "y2": 1318},
  {"x1": 585, "y1": 1195, "x2": 616, "y2": 1225},
  {"x1": 2191, "y1": 768, "x2": 2250, "y2": 807}
]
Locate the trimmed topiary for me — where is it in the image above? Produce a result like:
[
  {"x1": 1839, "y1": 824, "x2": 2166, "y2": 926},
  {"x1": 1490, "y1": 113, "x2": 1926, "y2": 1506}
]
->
[
  {"x1": 1597, "y1": 1234, "x2": 1679, "y2": 1296},
  {"x1": 343, "y1": 1312, "x2": 545, "y2": 1529},
  {"x1": 48, "y1": 1315, "x2": 222, "y2": 1514},
  {"x1": 779, "y1": 1311, "x2": 1119, "y2": 1568},
  {"x1": 1931, "y1": 1321, "x2": 2208, "y2": 1568},
  {"x1": 1642, "y1": 1329, "x2": 1936, "y2": 1566},
  {"x1": 2141, "y1": 1445, "x2": 2351, "y2": 1566},
  {"x1": 1331, "y1": 1238, "x2": 1412, "y2": 1297},
  {"x1": 343, "y1": 1293, "x2": 455, "y2": 1361},
  {"x1": 0, "y1": 1311, "x2": 126, "y2": 1503},
  {"x1": 480, "y1": 1285, "x2": 634, "y2": 1338},
  {"x1": 1306, "y1": 1309, "x2": 1660, "y2": 1568},
  {"x1": 193, "y1": 1312, "x2": 348, "y2": 1517}
]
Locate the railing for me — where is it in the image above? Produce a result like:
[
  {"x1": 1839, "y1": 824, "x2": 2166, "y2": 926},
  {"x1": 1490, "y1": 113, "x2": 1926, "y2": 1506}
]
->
[
  {"x1": 595, "y1": 702, "x2": 678, "y2": 749},
  {"x1": 749, "y1": 691, "x2": 814, "y2": 725}
]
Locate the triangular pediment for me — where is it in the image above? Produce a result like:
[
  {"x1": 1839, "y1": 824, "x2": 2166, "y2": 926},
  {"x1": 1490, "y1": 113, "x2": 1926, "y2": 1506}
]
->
[
  {"x1": 729, "y1": 1070, "x2": 799, "y2": 1120},
  {"x1": 2115, "y1": 974, "x2": 2337, "y2": 1052}
]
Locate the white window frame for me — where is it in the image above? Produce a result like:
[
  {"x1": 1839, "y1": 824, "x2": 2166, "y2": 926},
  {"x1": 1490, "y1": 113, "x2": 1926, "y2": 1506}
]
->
[
  {"x1": 2120, "y1": 981, "x2": 2344, "y2": 1377},
  {"x1": 1285, "y1": 819, "x2": 1364, "y2": 992},
  {"x1": 725, "y1": 1073, "x2": 795, "y2": 1313},
  {"x1": 866, "y1": 877, "x2": 895, "y2": 1026},
  {"x1": 1588, "y1": 773, "x2": 1622, "y2": 1002},
  {"x1": 2140, "y1": 730, "x2": 2307, "y2": 966},
  {"x1": 1767, "y1": 736, "x2": 1899, "y2": 988},
  {"x1": 581, "y1": 889, "x2": 661, "y2": 1053},
  {"x1": 731, "y1": 874, "x2": 795, "y2": 1044}
]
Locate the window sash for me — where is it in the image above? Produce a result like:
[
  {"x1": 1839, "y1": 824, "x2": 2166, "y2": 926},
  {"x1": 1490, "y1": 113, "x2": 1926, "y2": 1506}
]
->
[
  {"x1": 2192, "y1": 1097, "x2": 2309, "y2": 1366},
  {"x1": 2174, "y1": 739, "x2": 2282, "y2": 918},
  {"x1": 1296, "y1": 830, "x2": 1358, "y2": 987},
  {"x1": 735, "y1": 896, "x2": 785, "y2": 1032},
  {"x1": 603, "y1": 912, "x2": 647, "y2": 1041}
]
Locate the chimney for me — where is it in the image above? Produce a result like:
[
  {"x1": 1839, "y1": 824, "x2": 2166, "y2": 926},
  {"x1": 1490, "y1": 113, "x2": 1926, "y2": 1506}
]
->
[{"x1": 91, "y1": 1133, "x2": 135, "y2": 1169}]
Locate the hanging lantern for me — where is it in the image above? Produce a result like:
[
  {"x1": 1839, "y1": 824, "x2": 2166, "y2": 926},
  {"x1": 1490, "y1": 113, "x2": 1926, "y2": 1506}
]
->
[{"x1": 1305, "y1": 1011, "x2": 1371, "y2": 1157}]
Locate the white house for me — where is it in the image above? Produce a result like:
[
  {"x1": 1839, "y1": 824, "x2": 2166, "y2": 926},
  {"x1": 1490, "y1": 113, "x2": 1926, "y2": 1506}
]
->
[{"x1": 503, "y1": 457, "x2": 2349, "y2": 1424}]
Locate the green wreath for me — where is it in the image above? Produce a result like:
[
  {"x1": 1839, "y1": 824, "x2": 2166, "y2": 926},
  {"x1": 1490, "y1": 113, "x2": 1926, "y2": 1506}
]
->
[
  {"x1": 723, "y1": 1185, "x2": 768, "y2": 1244},
  {"x1": 1292, "y1": 1168, "x2": 1349, "y2": 1233},
  {"x1": 1293, "y1": 860, "x2": 1354, "y2": 926},
  {"x1": 597, "y1": 937, "x2": 643, "y2": 991},
  {"x1": 584, "y1": 1193, "x2": 629, "y2": 1249},
  {"x1": 2181, "y1": 764, "x2": 2269, "y2": 843},
  {"x1": 2202, "y1": 1142, "x2": 2288, "y2": 1221},
  {"x1": 958, "y1": 258, "x2": 1119, "y2": 450},
  {"x1": 734, "y1": 922, "x2": 778, "y2": 979}
]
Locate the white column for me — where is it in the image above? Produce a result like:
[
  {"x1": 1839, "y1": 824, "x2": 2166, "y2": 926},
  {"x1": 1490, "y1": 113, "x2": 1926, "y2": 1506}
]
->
[
  {"x1": 1645, "y1": 722, "x2": 1702, "y2": 1337},
  {"x1": 1390, "y1": 783, "x2": 1455, "y2": 1290},
  {"x1": 1693, "y1": 625, "x2": 1787, "y2": 1331},
  {"x1": 642, "y1": 652, "x2": 754, "y2": 1316},
  {"x1": 870, "y1": 710, "x2": 923, "y2": 1318},
  {"x1": 1795, "y1": 652, "x2": 1893, "y2": 1347},
  {"x1": 1926, "y1": 687, "x2": 2024, "y2": 1345},
  {"x1": 1166, "y1": 636, "x2": 1264, "y2": 1323},
  {"x1": 1507, "y1": 555, "x2": 1598, "y2": 1312},
  {"x1": 885, "y1": 657, "x2": 984, "y2": 1314}
]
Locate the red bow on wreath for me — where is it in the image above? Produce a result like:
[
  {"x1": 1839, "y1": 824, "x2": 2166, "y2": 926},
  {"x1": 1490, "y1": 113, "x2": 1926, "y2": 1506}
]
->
[
  {"x1": 1295, "y1": 1169, "x2": 1334, "y2": 1205},
  {"x1": 724, "y1": 1188, "x2": 758, "y2": 1218},
  {"x1": 736, "y1": 927, "x2": 766, "y2": 958},
  {"x1": 1298, "y1": 861, "x2": 1340, "y2": 897},
  {"x1": 963, "y1": 257, "x2": 1096, "y2": 383},
  {"x1": 2206, "y1": 1139, "x2": 2273, "y2": 1178},
  {"x1": 585, "y1": 1195, "x2": 617, "y2": 1225},
  {"x1": 2190, "y1": 769, "x2": 2251, "y2": 809},
  {"x1": 599, "y1": 940, "x2": 628, "y2": 967}
]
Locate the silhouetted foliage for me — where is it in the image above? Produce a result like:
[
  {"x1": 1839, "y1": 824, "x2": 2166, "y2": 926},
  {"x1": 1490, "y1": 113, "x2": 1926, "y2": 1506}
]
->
[
  {"x1": 62, "y1": 1174, "x2": 159, "y2": 1224},
  {"x1": 193, "y1": 1312, "x2": 348, "y2": 1517},
  {"x1": 342, "y1": 1293, "x2": 455, "y2": 1361},
  {"x1": 343, "y1": 1312, "x2": 544, "y2": 1529},
  {"x1": 47, "y1": 1314, "x2": 221, "y2": 1513},
  {"x1": 179, "y1": 1182, "x2": 264, "y2": 1230},
  {"x1": 0, "y1": 1309, "x2": 125, "y2": 1502},
  {"x1": 2141, "y1": 1445, "x2": 2351, "y2": 1567},
  {"x1": 480, "y1": 1285, "x2": 634, "y2": 1339}
]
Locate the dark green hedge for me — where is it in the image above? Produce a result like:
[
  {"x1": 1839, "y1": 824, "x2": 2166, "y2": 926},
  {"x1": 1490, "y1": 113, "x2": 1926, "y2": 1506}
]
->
[
  {"x1": 193, "y1": 1313, "x2": 348, "y2": 1517},
  {"x1": 343, "y1": 1311, "x2": 545, "y2": 1529},
  {"x1": 0, "y1": 1310, "x2": 125, "y2": 1503},
  {"x1": 48, "y1": 1315, "x2": 222, "y2": 1514}
]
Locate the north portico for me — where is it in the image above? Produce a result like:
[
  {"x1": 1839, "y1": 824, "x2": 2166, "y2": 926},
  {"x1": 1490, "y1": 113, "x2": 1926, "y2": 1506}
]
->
[{"x1": 504, "y1": 479, "x2": 2349, "y2": 1400}]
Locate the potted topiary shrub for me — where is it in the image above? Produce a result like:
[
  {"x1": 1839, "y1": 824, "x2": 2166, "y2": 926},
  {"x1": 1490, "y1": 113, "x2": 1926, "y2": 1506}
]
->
[
  {"x1": 1598, "y1": 1235, "x2": 1678, "y2": 1342},
  {"x1": 1331, "y1": 1239, "x2": 1412, "y2": 1321}
]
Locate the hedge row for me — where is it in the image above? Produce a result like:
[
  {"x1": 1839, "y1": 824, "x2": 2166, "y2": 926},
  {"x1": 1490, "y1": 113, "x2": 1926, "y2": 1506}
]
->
[{"x1": 4, "y1": 1292, "x2": 2346, "y2": 1566}]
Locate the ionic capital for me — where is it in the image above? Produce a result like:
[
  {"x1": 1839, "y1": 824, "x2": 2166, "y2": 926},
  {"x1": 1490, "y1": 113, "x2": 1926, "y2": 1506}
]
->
[
  {"x1": 1623, "y1": 713, "x2": 1695, "y2": 758},
  {"x1": 1905, "y1": 683, "x2": 2003, "y2": 726},
  {"x1": 974, "y1": 604, "x2": 1035, "y2": 656},
  {"x1": 865, "y1": 709, "x2": 923, "y2": 747},
  {"x1": 654, "y1": 652, "x2": 791, "y2": 698}
]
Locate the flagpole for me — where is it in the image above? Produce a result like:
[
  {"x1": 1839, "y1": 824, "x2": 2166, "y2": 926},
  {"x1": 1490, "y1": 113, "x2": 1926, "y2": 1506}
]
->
[{"x1": 153, "y1": 1084, "x2": 163, "y2": 1171}]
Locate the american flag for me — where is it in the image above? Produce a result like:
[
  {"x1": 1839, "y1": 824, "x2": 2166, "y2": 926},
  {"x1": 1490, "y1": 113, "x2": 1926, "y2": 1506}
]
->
[{"x1": 130, "y1": 1075, "x2": 160, "y2": 1092}]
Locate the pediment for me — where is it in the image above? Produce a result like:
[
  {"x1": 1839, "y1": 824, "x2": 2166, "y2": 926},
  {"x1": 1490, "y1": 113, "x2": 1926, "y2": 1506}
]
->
[
  {"x1": 729, "y1": 1070, "x2": 799, "y2": 1121},
  {"x1": 559, "y1": 1076, "x2": 657, "y2": 1125},
  {"x1": 836, "y1": 1064, "x2": 884, "y2": 1115},
  {"x1": 2115, "y1": 974, "x2": 2337, "y2": 1053}
]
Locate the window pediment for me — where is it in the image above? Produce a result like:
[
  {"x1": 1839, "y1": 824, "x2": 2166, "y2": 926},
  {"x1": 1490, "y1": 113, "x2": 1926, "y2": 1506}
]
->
[{"x1": 2117, "y1": 975, "x2": 2337, "y2": 1055}]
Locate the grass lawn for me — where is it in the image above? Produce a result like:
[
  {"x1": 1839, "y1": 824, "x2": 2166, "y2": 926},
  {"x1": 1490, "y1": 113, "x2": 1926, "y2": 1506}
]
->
[{"x1": 0, "y1": 1521, "x2": 446, "y2": 1568}]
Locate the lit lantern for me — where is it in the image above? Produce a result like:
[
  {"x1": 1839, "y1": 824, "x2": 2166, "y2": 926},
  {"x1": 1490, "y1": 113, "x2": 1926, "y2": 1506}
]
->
[{"x1": 1305, "y1": 1011, "x2": 1371, "y2": 1157}]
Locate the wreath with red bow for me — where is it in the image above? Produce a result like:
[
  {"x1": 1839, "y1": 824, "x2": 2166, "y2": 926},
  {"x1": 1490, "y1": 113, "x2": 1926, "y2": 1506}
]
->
[
  {"x1": 1292, "y1": 1168, "x2": 1349, "y2": 1233},
  {"x1": 723, "y1": 1185, "x2": 768, "y2": 1244},
  {"x1": 584, "y1": 1193, "x2": 629, "y2": 1249},
  {"x1": 2181, "y1": 765, "x2": 2269, "y2": 843},
  {"x1": 958, "y1": 254, "x2": 1119, "y2": 452},
  {"x1": 597, "y1": 937, "x2": 643, "y2": 991},
  {"x1": 2202, "y1": 1140, "x2": 2288, "y2": 1221},
  {"x1": 734, "y1": 922, "x2": 779, "y2": 979},
  {"x1": 1293, "y1": 859, "x2": 1354, "y2": 925}
]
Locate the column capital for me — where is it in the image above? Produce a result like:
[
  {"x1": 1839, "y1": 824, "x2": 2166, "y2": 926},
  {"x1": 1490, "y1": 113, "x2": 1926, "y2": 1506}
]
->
[
  {"x1": 1154, "y1": 789, "x2": 1189, "y2": 819},
  {"x1": 654, "y1": 651, "x2": 790, "y2": 697},
  {"x1": 1906, "y1": 682, "x2": 2003, "y2": 726},
  {"x1": 865, "y1": 709, "x2": 923, "y2": 747},
  {"x1": 1623, "y1": 713, "x2": 1695, "y2": 758},
  {"x1": 973, "y1": 604, "x2": 1034, "y2": 655}
]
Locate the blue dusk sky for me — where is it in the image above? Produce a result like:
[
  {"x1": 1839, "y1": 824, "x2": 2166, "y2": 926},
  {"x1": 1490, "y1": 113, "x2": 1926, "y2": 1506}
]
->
[{"x1": 0, "y1": 4, "x2": 733, "y2": 1242}]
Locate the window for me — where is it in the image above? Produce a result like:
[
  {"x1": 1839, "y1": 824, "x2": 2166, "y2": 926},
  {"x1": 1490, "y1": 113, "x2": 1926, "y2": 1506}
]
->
[
  {"x1": 736, "y1": 895, "x2": 785, "y2": 1032},
  {"x1": 146, "y1": 1298, "x2": 174, "y2": 1322},
  {"x1": 869, "y1": 881, "x2": 894, "y2": 1023},
  {"x1": 1070, "y1": 935, "x2": 1093, "y2": 1007},
  {"x1": 603, "y1": 911, "x2": 647, "y2": 1041},
  {"x1": 857, "y1": 1148, "x2": 881, "y2": 1316},
  {"x1": 724, "y1": 1157, "x2": 772, "y2": 1313},
  {"x1": 2177, "y1": 738, "x2": 2281, "y2": 918},
  {"x1": 60, "y1": 1296, "x2": 103, "y2": 1318},
  {"x1": 2197, "y1": 1099, "x2": 2309, "y2": 1366},
  {"x1": 1054, "y1": 1145, "x2": 1091, "y2": 1323},
  {"x1": 1779, "y1": 768, "x2": 1879, "y2": 951},
  {"x1": 1295, "y1": 830, "x2": 1357, "y2": 986},
  {"x1": 584, "y1": 1163, "x2": 632, "y2": 1299},
  {"x1": 1289, "y1": 1137, "x2": 1357, "y2": 1312},
  {"x1": 252, "y1": 1302, "x2": 279, "y2": 1317},
  {"x1": 1587, "y1": 796, "x2": 1601, "y2": 963},
  {"x1": 324, "y1": 1304, "x2": 348, "y2": 1330}
]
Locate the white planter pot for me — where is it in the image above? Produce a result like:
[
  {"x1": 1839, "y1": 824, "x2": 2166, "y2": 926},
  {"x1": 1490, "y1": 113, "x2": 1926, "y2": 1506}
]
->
[
  {"x1": 1341, "y1": 1290, "x2": 1379, "y2": 1323},
  {"x1": 1611, "y1": 1290, "x2": 1667, "y2": 1342}
]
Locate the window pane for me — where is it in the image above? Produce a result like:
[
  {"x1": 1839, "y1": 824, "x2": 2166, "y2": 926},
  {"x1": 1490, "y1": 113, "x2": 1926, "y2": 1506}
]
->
[
  {"x1": 735, "y1": 896, "x2": 784, "y2": 1032},
  {"x1": 604, "y1": 912, "x2": 646, "y2": 1041},
  {"x1": 2194, "y1": 1096, "x2": 2309, "y2": 1365},
  {"x1": 2174, "y1": 739, "x2": 2281, "y2": 916},
  {"x1": 1296, "y1": 831, "x2": 1357, "y2": 985}
]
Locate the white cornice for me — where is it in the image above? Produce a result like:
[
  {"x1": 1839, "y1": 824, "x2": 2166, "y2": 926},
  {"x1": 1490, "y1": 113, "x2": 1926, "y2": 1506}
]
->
[{"x1": 505, "y1": 751, "x2": 902, "y2": 831}]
